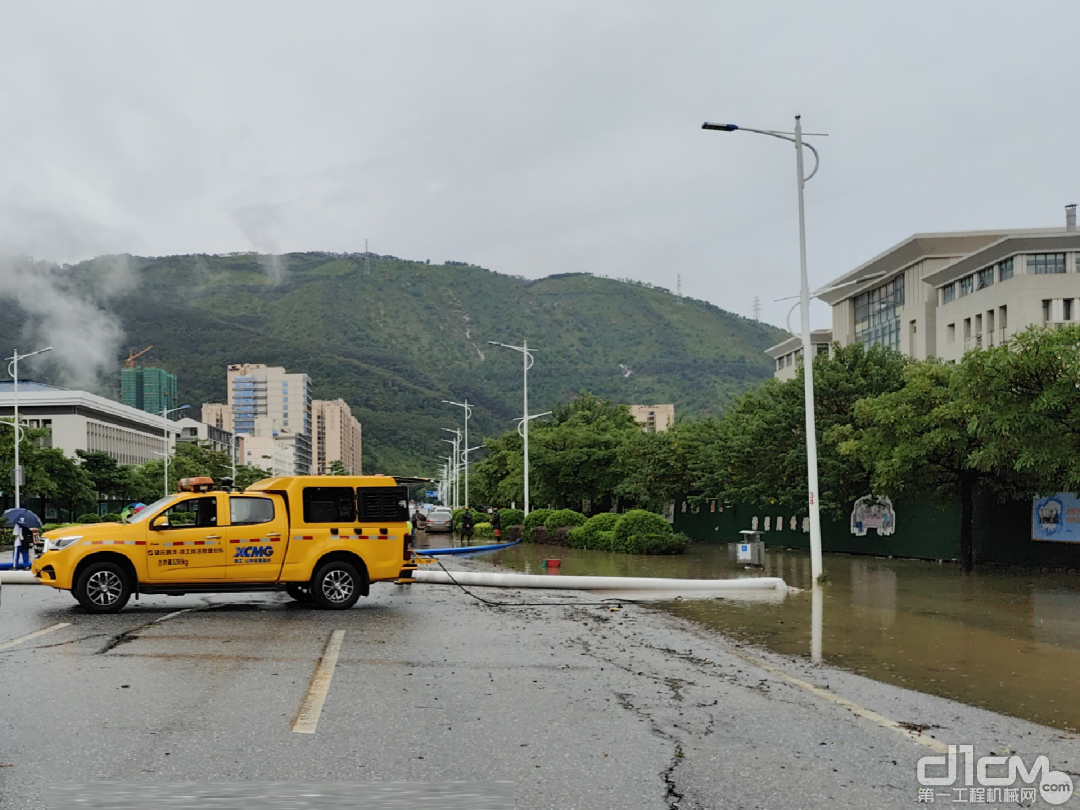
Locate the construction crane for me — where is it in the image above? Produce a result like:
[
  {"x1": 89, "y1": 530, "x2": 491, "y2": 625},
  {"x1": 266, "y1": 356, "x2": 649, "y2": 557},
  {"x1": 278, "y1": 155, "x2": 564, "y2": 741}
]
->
[{"x1": 124, "y1": 346, "x2": 153, "y2": 368}]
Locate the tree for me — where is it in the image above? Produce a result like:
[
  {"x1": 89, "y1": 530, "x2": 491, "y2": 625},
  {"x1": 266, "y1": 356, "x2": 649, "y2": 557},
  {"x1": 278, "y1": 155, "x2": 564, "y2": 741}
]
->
[
  {"x1": 76, "y1": 450, "x2": 135, "y2": 499},
  {"x1": 326, "y1": 460, "x2": 348, "y2": 476},
  {"x1": 234, "y1": 464, "x2": 273, "y2": 489},
  {"x1": 710, "y1": 343, "x2": 910, "y2": 518},
  {"x1": 27, "y1": 447, "x2": 95, "y2": 504},
  {"x1": 528, "y1": 393, "x2": 640, "y2": 513},
  {"x1": 961, "y1": 324, "x2": 1080, "y2": 494},
  {"x1": 615, "y1": 428, "x2": 685, "y2": 512},
  {"x1": 832, "y1": 361, "x2": 995, "y2": 573}
]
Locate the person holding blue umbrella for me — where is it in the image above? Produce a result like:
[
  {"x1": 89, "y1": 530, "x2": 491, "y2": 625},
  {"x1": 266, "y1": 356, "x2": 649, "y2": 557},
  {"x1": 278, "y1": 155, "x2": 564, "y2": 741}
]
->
[{"x1": 4, "y1": 509, "x2": 41, "y2": 569}]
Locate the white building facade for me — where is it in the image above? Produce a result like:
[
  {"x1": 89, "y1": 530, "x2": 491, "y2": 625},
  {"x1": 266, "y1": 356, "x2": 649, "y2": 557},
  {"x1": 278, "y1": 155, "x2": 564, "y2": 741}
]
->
[
  {"x1": 0, "y1": 381, "x2": 178, "y2": 465},
  {"x1": 812, "y1": 207, "x2": 1080, "y2": 363},
  {"x1": 765, "y1": 330, "x2": 833, "y2": 381}
]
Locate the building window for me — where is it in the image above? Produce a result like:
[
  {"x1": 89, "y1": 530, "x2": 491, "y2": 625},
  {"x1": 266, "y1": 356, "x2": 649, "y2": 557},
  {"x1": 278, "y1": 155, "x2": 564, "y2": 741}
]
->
[
  {"x1": 976, "y1": 267, "x2": 994, "y2": 290},
  {"x1": 1030, "y1": 254, "x2": 1066, "y2": 274},
  {"x1": 1043, "y1": 299, "x2": 1052, "y2": 323},
  {"x1": 998, "y1": 258, "x2": 1014, "y2": 281},
  {"x1": 942, "y1": 283, "x2": 956, "y2": 304},
  {"x1": 1065, "y1": 300, "x2": 1074, "y2": 321},
  {"x1": 816, "y1": 343, "x2": 829, "y2": 356},
  {"x1": 853, "y1": 275, "x2": 905, "y2": 352},
  {"x1": 963, "y1": 318, "x2": 971, "y2": 339},
  {"x1": 947, "y1": 323, "x2": 956, "y2": 344},
  {"x1": 959, "y1": 275, "x2": 974, "y2": 297}
]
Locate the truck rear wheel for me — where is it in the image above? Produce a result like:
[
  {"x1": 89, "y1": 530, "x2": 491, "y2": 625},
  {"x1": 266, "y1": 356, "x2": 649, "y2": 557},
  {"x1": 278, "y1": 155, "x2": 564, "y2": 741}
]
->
[
  {"x1": 74, "y1": 561, "x2": 132, "y2": 614},
  {"x1": 311, "y1": 561, "x2": 362, "y2": 610}
]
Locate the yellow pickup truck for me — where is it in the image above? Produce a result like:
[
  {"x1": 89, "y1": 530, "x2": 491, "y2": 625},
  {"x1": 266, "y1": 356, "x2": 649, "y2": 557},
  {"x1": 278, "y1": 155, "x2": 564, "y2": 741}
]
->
[{"x1": 33, "y1": 475, "x2": 424, "y2": 613}]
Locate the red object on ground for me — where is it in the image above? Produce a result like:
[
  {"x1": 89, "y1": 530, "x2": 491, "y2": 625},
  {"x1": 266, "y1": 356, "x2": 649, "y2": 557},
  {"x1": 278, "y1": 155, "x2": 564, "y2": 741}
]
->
[{"x1": 545, "y1": 558, "x2": 561, "y2": 568}]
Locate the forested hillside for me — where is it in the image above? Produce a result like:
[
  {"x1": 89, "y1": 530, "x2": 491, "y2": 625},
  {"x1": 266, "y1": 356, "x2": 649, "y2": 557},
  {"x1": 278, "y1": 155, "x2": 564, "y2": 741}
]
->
[{"x1": 11, "y1": 252, "x2": 787, "y2": 473}]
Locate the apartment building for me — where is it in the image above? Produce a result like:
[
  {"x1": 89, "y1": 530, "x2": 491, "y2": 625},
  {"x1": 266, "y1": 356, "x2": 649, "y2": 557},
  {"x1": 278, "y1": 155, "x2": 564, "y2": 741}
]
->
[
  {"x1": 766, "y1": 330, "x2": 832, "y2": 381},
  {"x1": 238, "y1": 434, "x2": 296, "y2": 476},
  {"x1": 312, "y1": 398, "x2": 362, "y2": 474},
  {"x1": 202, "y1": 403, "x2": 233, "y2": 433},
  {"x1": 204, "y1": 363, "x2": 313, "y2": 474},
  {"x1": 0, "y1": 381, "x2": 177, "y2": 465},
  {"x1": 806, "y1": 206, "x2": 1080, "y2": 364},
  {"x1": 629, "y1": 404, "x2": 675, "y2": 432}
]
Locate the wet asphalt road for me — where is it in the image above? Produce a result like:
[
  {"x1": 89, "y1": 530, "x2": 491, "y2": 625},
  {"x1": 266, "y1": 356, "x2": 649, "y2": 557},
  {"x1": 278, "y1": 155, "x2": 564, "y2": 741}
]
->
[{"x1": 1, "y1": 559, "x2": 1077, "y2": 810}]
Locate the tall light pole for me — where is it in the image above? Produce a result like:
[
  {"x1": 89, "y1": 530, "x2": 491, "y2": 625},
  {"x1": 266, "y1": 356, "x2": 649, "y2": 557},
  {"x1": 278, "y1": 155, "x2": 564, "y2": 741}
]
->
[
  {"x1": 440, "y1": 430, "x2": 461, "y2": 507},
  {"x1": 161, "y1": 404, "x2": 190, "y2": 497},
  {"x1": 442, "y1": 400, "x2": 472, "y2": 506},
  {"x1": 703, "y1": 116, "x2": 826, "y2": 582},
  {"x1": 489, "y1": 341, "x2": 536, "y2": 514},
  {"x1": 4, "y1": 347, "x2": 52, "y2": 509}
]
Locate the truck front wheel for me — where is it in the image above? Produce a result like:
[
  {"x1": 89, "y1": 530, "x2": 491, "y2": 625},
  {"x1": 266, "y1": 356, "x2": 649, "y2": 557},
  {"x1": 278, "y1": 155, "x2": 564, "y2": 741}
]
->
[
  {"x1": 75, "y1": 561, "x2": 132, "y2": 614},
  {"x1": 312, "y1": 561, "x2": 362, "y2": 610}
]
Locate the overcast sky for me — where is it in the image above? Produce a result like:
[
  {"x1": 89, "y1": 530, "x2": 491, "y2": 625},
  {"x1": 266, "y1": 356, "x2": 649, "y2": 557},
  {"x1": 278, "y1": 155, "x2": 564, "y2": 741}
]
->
[{"x1": 2, "y1": 1, "x2": 1078, "y2": 330}]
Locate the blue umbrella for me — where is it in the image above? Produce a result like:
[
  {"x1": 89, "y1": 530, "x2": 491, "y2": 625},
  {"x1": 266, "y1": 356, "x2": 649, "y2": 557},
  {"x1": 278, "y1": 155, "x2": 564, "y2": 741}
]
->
[{"x1": 3, "y1": 508, "x2": 42, "y2": 529}]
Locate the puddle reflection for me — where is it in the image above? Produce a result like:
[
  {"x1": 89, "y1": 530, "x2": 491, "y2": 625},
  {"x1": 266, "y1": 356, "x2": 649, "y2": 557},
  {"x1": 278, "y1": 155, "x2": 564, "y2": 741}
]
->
[{"x1": 492, "y1": 541, "x2": 1080, "y2": 732}]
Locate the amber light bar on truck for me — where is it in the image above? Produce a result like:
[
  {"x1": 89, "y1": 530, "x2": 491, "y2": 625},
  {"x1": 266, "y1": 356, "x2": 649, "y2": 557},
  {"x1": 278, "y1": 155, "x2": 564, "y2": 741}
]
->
[{"x1": 178, "y1": 477, "x2": 216, "y2": 493}]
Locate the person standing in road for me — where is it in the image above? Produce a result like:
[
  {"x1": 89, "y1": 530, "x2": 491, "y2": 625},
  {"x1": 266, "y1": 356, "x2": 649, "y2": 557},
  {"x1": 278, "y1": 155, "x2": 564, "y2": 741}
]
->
[
  {"x1": 460, "y1": 508, "x2": 474, "y2": 542},
  {"x1": 490, "y1": 507, "x2": 502, "y2": 540},
  {"x1": 12, "y1": 522, "x2": 31, "y2": 569}
]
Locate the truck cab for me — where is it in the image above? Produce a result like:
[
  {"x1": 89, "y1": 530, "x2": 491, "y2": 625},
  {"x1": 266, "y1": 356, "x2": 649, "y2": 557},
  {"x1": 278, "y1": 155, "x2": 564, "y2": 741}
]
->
[{"x1": 32, "y1": 475, "x2": 424, "y2": 613}]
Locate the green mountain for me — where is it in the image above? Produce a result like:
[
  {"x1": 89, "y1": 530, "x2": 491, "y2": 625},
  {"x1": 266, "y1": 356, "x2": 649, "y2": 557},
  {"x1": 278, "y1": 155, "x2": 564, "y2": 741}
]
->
[{"x1": 16, "y1": 253, "x2": 788, "y2": 474}]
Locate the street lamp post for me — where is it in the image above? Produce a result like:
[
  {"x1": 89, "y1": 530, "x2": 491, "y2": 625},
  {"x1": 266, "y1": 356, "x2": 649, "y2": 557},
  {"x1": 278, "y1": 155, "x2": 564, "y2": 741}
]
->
[
  {"x1": 161, "y1": 404, "x2": 190, "y2": 497},
  {"x1": 440, "y1": 430, "x2": 461, "y2": 508},
  {"x1": 442, "y1": 400, "x2": 472, "y2": 506},
  {"x1": 703, "y1": 115, "x2": 826, "y2": 582},
  {"x1": 4, "y1": 347, "x2": 52, "y2": 509},
  {"x1": 489, "y1": 341, "x2": 536, "y2": 514}
]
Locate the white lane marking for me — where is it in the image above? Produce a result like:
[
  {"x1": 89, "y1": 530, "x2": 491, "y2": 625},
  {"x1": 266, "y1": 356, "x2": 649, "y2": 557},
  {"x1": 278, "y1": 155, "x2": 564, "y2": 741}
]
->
[
  {"x1": 729, "y1": 649, "x2": 949, "y2": 754},
  {"x1": 0, "y1": 623, "x2": 72, "y2": 653},
  {"x1": 291, "y1": 629, "x2": 345, "y2": 734}
]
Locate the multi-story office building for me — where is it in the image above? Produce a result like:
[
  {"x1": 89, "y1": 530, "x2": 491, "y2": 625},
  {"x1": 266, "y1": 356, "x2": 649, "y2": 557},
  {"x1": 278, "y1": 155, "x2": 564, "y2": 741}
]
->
[
  {"x1": 120, "y1": 366, "x2": 179, "y2": 418},
  {"x1": 0, "y1": 381, "x2": 177, "y2": 465},
  {"x1": 208, "y1": 363, "x2": 312, "y2": 474},
  {"x1": 770, "y1": 206, "x2": 1080, "y2": 367},
  {"x1": 176, "y1": 417, "x2": 235, "y2": 457},
  {"x1": 766, "y1": 330, "x2": 832, "y2": 381},
  {"x1": 312, "y1": 399, "x2": 363, "y2": 474},
  {"x1": 629, "y1": 404, "x2": 675, "y2": 432}
]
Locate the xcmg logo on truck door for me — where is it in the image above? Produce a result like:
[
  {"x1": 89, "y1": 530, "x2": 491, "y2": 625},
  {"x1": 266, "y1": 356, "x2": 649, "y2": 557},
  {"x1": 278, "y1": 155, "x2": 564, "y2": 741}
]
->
[{"x1": 233, "y1": 545, "x2": 274, "y2": 563}]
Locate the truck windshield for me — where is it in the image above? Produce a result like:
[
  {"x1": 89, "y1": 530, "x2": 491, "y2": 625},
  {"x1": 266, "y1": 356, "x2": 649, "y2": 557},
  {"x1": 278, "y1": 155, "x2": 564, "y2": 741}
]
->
[{"x1": 124, "y1": 496, "x2": 180, "y2": 523}]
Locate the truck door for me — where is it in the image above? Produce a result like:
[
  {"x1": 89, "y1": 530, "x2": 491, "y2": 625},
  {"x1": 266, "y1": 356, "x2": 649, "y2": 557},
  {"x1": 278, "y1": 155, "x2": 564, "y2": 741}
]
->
[
  {"x1": 223, "y1": 494, "x2": 287, "y2": 581},
  {"x1": 146, "y1": 495, "x2": 226, "y2": 582}
]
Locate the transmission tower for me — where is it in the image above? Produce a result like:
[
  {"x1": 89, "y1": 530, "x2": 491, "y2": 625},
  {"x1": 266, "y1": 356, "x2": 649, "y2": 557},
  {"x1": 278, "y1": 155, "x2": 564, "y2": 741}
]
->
[
  {"x1": 752, "y1": 296, "x2": 762, "y2": 321},
  {"x1": 677, "y1": 274, "x2": 682, "y2": 298}
]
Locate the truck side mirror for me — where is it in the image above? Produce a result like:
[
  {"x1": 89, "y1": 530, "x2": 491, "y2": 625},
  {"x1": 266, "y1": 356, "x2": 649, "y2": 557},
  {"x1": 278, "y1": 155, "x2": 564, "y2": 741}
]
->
[{"x1": 150, "y1": 515, "x2": 169, "y2": 530}]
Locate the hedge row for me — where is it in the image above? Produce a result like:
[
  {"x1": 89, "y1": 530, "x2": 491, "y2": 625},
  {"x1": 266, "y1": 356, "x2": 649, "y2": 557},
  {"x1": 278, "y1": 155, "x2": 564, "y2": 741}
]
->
[{"x1": 524, "y1": 508, "x2": 689, "y2": 555}]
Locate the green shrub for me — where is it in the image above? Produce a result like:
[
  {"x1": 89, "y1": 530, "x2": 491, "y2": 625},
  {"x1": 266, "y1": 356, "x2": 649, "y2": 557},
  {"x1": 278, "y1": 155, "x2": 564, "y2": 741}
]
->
[
  {"x1": 611, "y1": 531, "x2": 689, "y2": 555},
  {"x1": 610, "y1": 510, "x2": 687, "y2": 555},
  {"x1": 570, "y1": 512, "x2": 621, "y2": 549},
  {"x1": 596, "y1": 530, "x2": 617, "y2": 550},
  {"x1": 522, "y1": 509, "x2": 553, "y2": 536},
  {"x1": 75, "y1": 513, "x2": 101, "y2": 525},
  {"x1": 499, "y1": 509, "x2": 525, "y2": 528},
  {"x1": 613, "y1": 509, "x2": 671, "y2": 543},
  {"x1": 544, "y1": 509, "x2": 586, "y2": 530},
  {"x1": 473, "y1": 522, "x2": 494, "y2": 539},
  {"x1": 101, "y1": 513, "x2": 122, "y2": 523}
]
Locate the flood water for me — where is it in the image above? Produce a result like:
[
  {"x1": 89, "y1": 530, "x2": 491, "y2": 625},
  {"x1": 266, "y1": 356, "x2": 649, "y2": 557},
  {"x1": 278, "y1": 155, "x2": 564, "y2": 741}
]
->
[{"x1": 432, "y1": 537, "x2": 1080, "y2": 733}]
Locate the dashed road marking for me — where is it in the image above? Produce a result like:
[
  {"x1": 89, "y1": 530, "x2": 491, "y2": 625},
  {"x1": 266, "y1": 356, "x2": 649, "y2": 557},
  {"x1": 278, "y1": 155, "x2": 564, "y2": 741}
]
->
[
  {"x1": 0, "y1": 623, "x2": 72, "y2": 653},
  {"x1": 292, "y1": 629, "x2": 345, "y2": 734},
  {"x1": 729, "y1": 649, "x2": 949, "y2": 754}
]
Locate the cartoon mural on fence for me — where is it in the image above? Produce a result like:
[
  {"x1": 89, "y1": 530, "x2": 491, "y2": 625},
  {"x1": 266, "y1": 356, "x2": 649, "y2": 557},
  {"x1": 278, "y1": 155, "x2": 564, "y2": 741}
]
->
[{"x1": 851, "y1": 495, "x2": 896, "y2": 537}]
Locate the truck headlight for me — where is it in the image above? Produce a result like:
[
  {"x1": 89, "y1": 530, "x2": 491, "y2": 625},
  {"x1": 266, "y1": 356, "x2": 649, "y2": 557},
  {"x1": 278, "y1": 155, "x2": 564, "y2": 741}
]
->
[{"x1": 45, "y1": 535, "x2": 82, "y2": 551}]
